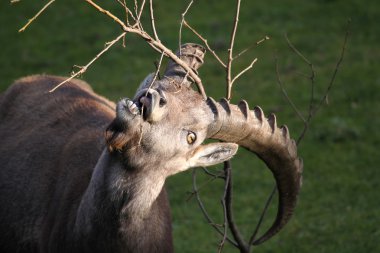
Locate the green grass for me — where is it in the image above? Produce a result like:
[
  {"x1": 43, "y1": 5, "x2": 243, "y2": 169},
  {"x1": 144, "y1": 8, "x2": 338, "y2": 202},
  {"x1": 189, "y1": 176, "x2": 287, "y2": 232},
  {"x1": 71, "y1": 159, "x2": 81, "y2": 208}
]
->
[{"x1": 1, "y1": 0, "x2": 379, "y2": 252}]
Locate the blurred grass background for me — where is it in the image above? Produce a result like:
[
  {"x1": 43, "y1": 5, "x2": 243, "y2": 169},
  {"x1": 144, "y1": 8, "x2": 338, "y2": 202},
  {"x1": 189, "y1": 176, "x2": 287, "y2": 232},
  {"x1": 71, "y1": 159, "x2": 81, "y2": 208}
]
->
[{"x1": 0, "y1": 0, "x2": 379, "y2": 252}]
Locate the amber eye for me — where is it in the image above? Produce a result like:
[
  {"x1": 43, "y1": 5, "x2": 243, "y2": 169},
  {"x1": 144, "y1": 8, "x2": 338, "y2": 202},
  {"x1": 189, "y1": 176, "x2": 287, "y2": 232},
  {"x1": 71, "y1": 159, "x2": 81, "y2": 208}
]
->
[{"x1": 186, "y1": 131, "x2": 197, "y2": 144}]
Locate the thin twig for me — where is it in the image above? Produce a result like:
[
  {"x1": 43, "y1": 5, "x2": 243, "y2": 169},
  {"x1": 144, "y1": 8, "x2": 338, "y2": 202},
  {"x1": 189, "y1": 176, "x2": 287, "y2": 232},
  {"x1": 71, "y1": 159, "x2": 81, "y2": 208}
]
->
[
  {"x1": 135, "y1": 0, "x2": 146, "y2": 30},
  {"x1": 49, "y1": 32, "x2": 126, "y2": 92},
  {"x1": 149, "y1": 0, "x2": 160, "y2": 42},
  {"x1": 224, "y1": 161, "x2": 249, "y2": 252},
  {"x1": 192, "y1": 169, "x2": 238, "y2": 247},
  {"x1": 280, "y1": 20, "x2": 350, "y2": 145},
  {"x1": 275, "y1": 56, "x2": 306, "y2": 123},
  {"x1": 150, "y1": 51, "x2": 165, "y2": 86},
  {"x1": 187, "y1": 170, "x2": 224, "y2": 202},
  {"x1": 19, "y1": 0, "x2": 55, "y2": 33},
  {"x1": 201, "y1": 167, "x2": 226, "y2": 179},
  {"x1": 218, "y1": 162, "x2": 231, "y2": 253},
  {"x1": 84, "y1": 0, "x2": 207, "y2": 99},
  {"x1": 249, "y1": 185, "x2": 276, "y2": 245},
  {"x1": 285, "y1": 34, "x2": 314, "y2": 67},
  {"x1": 179, "y1": 0, "x2": 194, "y2": 56},
  {"x1": 183, "y1": 20, "x2": 227, "y2": 68},
  {"x1": 115, "y1": 0, "x2": 136, "y2": 25},
  {"x1": 233, "y1": 36, "x2": 270, "y2": 61},
  {"x1": 226, "y1": 0, "x2": 241, "y2": 100},
  {"x1": 289, "y1": 36, "x2": 316, "y2": 132},
  {"x1": 137, "y1": 51, "x2": 166, "y2": 146},
  {"x1": 284, "y1": 33, "x2": 315, "y2": 145},
  {"x1": 314, "y1": 21, "x2": 350, "y2": 115},
  {"x1": 136, "y1": 0, "x2": 146, "y2": 20},
  {"x1": 230, "y1": 58, "x2": 258, "y2": 86}
]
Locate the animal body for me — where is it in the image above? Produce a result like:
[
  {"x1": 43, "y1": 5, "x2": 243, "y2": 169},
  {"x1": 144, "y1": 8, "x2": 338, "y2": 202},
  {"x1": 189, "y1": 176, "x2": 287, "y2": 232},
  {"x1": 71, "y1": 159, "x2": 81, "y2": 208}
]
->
[{"x1": 0, "y1": 44, "x2": 302, "y2": 252}]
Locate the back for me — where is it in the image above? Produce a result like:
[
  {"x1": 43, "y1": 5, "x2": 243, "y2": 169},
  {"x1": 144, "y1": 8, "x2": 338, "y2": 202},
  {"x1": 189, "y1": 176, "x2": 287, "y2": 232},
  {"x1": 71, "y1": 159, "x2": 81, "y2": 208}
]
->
[{"x1": 0, "y1": 75, "x2": 115, "y2": 251}]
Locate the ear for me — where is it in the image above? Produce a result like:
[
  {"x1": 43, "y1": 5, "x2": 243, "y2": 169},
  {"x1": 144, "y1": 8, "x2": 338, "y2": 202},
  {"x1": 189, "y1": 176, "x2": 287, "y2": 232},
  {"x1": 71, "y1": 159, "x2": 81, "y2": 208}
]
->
[{"x1": 188, "y1": 143, "x2": 238, "y2": 168}]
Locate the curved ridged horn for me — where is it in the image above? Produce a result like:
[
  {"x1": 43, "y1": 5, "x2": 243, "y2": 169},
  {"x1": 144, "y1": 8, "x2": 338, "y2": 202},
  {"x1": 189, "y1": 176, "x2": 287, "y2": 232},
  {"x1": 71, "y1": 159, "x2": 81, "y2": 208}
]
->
[
  {"x1": 160, "y1": 43, "x2": 206, "y2": 89},
  {"x1": 207, "y1": 97, "x2": 303, "y2": 245}
]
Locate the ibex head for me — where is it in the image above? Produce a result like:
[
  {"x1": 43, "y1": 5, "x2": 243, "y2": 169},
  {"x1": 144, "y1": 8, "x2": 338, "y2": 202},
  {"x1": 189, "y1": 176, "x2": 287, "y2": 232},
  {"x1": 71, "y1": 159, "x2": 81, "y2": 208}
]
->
[{"x1": 106, "y1": 44, "x2": 303, "y2": 244}]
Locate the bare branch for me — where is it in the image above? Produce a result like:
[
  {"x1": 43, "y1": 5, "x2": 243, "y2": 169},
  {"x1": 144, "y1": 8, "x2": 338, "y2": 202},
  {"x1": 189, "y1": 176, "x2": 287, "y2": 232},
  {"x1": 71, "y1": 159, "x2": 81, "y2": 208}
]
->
[
  {"x1": 201, "y1": 167, "x2": 226, "y2": 180},
  {"x1": 135, "y1": 0, "x2": 146, "y2": 30},
  {"x1": 224, "y1": 161, "x2": 249, "y2": 252},
  {"x1": 49, "y1": 32, "x2": 126, "y2": 92},
  {"x1": 230, "y1": 58, "x2": 258, "y2": 86},
  {"x1": 115, "y1": 0, "x2": 136, "y2": 25},
  {"x1": 183, "y1": 20, "x2": 227, "y2": 68},
  {"x1": 275, "y1": 56, "x2": 306, "y2": 124},
  {"x1": 233, "y1": 36, "x2": 270, "y2": 61},
  {"x1": 179, "y1": 0, "x2": 194, "y2": 55},
  {"x1": 18, "y1": 0, "x2": 55, "y2": 33},
  {"x1": 280, "y1": 21, "x2": 350, "y2": 145},
  {"x1": 192, "y1": 169, "x2": 238, "y2": 248},
  {"x1": 84, "y1": 0, "x2": 206, "y2": 99},
  {"x1": 187, "y1": 171, "x2": 223, "y2": 201},
  {"x1": 149, "y1": 0, "x2": 160, "y2": 42},
  {"x1": 137, "y1": 51, "x2": 166, "y2": 146},
  {"x1": 284, "y1": 33, "x2": 316, "y2": 145},
  {"x1": 145, "y1": 52, "x2": 165, "y2": 94},
  {"x1": 314, "y1": 21, "x2": 350, "y2": 115},
  {"x1": 226, "y1": 0, "x2": 241, "y2": 100},
  {"x1": 136, "y1": 0, "x2": 146, "y2": 20},
  {"x1": 285, "y1": 34, "x2": 314, "y2": 67},
  {"x1": 217, "y1": 163, "x2": 230, "y2": 253},
  {"x1": 249, "y1": 186, "x2": 276, "y2": 245}
]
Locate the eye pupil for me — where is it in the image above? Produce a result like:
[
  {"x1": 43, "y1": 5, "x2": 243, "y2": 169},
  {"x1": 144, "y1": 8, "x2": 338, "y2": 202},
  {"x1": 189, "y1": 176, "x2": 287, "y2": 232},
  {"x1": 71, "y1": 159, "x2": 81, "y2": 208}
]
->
[
  {"x1": 159, "y1": 97, "x2": 167, "y2": 107},
  {"x1": 187, "y1": 132, "x2": 196, "y2": 144}
]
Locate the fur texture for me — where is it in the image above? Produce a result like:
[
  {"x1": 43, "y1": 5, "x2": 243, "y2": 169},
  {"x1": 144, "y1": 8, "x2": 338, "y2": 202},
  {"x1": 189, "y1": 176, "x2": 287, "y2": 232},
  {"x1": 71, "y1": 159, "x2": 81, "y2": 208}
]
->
[{"x1": 0, "y1": 76, "x2": 173, "y2": 252}]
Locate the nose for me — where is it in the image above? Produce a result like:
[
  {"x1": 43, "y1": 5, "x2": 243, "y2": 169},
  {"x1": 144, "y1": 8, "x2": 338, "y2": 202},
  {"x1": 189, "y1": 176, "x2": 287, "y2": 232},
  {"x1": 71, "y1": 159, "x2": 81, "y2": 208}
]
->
[{"x1": 139, "y1": 89, "x2": 168, "y2": 123}]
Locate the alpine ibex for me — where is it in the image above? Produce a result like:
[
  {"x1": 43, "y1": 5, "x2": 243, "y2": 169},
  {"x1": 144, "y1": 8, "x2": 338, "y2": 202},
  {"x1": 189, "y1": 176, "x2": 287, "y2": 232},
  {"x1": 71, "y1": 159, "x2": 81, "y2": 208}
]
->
[{"x1": 0, "y1": 44, "x2": 302, "y2": 252}]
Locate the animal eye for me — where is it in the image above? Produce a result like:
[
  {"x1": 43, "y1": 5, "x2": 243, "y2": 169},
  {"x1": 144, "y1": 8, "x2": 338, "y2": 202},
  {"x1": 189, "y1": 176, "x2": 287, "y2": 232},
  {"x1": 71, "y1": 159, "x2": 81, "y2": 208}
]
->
[
  {"x1": 186, "y1": 131, "x2": 197, "y2": 145},
  {"x1": 159, "y1": 97, "x2": 167, "y2": 107}
]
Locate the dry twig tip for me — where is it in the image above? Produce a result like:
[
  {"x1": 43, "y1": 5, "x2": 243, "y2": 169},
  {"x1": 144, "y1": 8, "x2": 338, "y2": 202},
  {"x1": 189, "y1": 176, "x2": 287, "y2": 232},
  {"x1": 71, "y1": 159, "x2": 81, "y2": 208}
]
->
[{"x1": 19, "y1": 0, "x2": 55, "y2": 33}]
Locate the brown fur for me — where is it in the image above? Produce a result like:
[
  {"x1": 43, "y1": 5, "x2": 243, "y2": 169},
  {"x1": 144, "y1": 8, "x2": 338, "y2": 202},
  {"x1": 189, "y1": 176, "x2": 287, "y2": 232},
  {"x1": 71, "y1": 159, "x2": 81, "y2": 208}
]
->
[{"x1": 0, "y1": 75, "x2": 173, "y2": 252}]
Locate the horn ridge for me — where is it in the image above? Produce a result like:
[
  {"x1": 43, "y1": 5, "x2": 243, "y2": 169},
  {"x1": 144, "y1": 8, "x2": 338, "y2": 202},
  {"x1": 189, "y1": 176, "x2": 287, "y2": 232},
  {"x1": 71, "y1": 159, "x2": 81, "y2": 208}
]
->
[
  {"x1": 219, "y1": 98, "x2": 232, "y2": 116},
  {"x1": 237, "y1": 100, "x2": 250, "y2": 120},
  {"x1": 253, "y1": 106, "x2": 264, "y2": 123},
  {"x1": 267, "y1": 113, "x2": 277, "y2": 134}
]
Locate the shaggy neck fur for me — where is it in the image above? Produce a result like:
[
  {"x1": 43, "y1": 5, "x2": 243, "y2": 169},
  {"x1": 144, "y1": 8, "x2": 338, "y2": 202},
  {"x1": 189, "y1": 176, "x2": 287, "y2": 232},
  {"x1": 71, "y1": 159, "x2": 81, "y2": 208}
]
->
[{"x1": 74, "y1": 149, "x2": 169, "y2": 251}]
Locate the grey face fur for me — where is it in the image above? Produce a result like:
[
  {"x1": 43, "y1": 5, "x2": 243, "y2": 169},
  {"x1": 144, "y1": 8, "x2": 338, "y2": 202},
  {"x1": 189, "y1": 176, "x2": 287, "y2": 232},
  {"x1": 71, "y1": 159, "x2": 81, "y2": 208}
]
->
[{"x1": 106, "y1": 74, "x2": 239, "y2": 177}]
